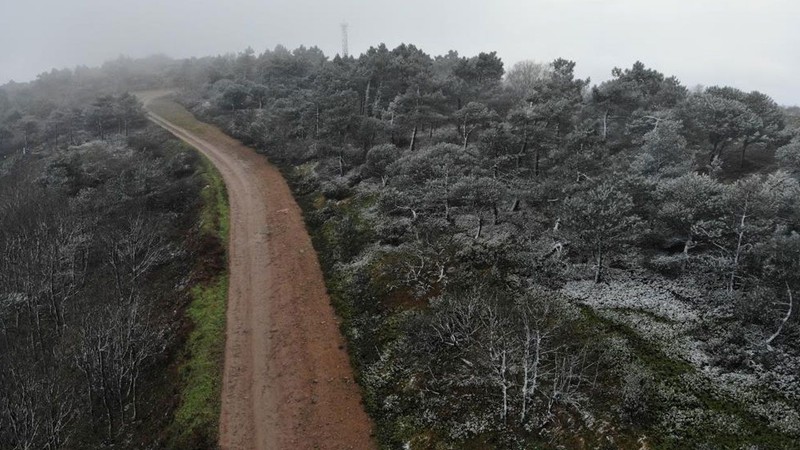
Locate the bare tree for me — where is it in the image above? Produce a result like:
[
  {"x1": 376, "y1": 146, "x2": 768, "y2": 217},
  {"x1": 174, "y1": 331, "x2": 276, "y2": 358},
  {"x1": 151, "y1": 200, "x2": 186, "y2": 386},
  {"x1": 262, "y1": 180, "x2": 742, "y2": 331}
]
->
[
  {"x1": 518, "y1": 300, "x2": 554, "y2": 423},
  {"x1": 105, "y1": 215, "x2": 173, "y2": 303},
  {"x1": 505, "y1": 60, "x2": 552, "y2": 101},
  {"x1": 75, "y1": 299, "x2": 168, "y2": 439},
  {"x1": 475, "y1": 302, "x2": 517, "y2": 423}
]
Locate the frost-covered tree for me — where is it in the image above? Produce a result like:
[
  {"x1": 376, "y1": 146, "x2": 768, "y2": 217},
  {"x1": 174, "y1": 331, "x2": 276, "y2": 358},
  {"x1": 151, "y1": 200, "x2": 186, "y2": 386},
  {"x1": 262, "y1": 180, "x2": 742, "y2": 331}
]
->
[
  {"x1": 564, "y1": 183, "x2": 640, "y2": 283},
  {"x1": 504, "y1": 60, "x2": 552, "y2": 102},
  {"x1": 655, "y1": 173, "x2": 725, "y2": 258},
  {"x1": 632, "y1": 119, "x2": 692, "y2": 178},
  {"x1": 679, "y1": 91, "x2": 762, "y2": 165}
]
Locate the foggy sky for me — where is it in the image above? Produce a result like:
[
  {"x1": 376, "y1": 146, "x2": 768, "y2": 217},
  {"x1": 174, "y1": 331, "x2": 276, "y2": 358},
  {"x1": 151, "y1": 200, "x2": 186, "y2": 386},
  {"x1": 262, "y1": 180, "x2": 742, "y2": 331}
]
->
[{"x1": 1, "y1": 0, "x2": 798, "y2": 105}]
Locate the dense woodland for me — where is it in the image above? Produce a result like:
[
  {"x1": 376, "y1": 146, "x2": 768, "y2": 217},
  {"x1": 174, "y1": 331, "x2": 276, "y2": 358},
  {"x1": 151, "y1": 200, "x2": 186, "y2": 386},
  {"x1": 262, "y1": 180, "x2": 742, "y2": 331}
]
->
[
  {"x1": 2, "y1": 43, "x2": 800, "y2": 449},
  {"x1": 0, "y1": 62, "x2": 225, "y2": 449},
  {"x1": 173, "y1": 45, "x2": 800, "y2": 449}
]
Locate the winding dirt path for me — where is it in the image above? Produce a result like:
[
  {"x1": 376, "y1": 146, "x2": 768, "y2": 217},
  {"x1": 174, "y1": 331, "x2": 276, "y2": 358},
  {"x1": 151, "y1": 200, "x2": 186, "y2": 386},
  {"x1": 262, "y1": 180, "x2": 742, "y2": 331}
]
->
[{"x1": 140, "y1": 92, "x2": 375, "y2": 450}]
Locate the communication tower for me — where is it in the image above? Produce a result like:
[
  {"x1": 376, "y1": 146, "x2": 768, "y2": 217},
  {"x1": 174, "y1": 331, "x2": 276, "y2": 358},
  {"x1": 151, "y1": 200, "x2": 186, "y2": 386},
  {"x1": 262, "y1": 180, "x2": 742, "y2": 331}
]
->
[{"x1": 341, "y1": 23, "x2": 349, "y2": 57}]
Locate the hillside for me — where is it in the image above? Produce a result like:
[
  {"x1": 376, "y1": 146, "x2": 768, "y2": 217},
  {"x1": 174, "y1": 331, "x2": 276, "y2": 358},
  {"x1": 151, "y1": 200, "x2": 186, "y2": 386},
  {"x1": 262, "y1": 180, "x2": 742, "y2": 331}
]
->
[
  {"x1": 173, "y1": 45, "x2": 800, "y2": 449},
  {"x1": 1, "y1": 43, "x2": 800, "y2": 449}
]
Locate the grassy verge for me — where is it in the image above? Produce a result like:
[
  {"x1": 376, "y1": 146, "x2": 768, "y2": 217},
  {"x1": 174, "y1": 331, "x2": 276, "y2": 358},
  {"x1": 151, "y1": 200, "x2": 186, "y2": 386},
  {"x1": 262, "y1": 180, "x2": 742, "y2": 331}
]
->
[
  {"x1": 170, "y1": 153, "x2": 229, "y2": 449},
  {"x1": 148, "y1": 96, "x2": 208, "y2": 134},
  {"x1": 199, "y1": 157, "x2": 230, "y2": 244}
]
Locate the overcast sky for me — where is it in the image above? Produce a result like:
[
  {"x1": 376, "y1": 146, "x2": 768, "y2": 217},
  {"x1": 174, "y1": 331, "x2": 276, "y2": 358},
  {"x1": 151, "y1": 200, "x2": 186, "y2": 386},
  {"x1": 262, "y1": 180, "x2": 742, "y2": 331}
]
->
[{"x1": 1, "y1": 0, "x2": 798, "y2": 105}]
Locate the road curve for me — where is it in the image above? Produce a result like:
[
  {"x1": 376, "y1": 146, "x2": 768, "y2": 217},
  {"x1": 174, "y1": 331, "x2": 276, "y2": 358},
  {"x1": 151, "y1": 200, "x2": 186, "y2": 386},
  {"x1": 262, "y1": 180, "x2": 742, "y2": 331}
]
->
[{"x1": 141, "y1": 93, "x2": 375, "y2": 450}]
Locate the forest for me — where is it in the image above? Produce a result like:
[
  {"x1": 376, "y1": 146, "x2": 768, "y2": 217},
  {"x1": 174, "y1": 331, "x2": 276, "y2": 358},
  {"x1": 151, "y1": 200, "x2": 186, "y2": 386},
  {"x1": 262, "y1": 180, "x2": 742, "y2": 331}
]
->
[
  {"x1": 2, "y1": 43, "x2": 800, "y2": 449},
  {"x1": 0, "y1": 59, "x2": 227, "y2": 449},
  {"x1": 172, "y1": 45, "x2": 800, "y2": 449}
]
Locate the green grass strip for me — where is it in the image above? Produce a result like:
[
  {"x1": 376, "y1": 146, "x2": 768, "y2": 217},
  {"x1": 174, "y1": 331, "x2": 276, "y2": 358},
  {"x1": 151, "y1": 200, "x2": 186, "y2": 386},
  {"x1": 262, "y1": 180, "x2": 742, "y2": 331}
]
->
[{"x1": 170, "y1": 130, "x2": 230, "y2": 449}]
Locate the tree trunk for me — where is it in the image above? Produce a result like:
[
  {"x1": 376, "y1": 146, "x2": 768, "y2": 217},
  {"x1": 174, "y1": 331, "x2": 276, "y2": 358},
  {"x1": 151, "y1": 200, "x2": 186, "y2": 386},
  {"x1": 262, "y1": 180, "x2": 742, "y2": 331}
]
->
[
  {"x1": 462, "y1": 113, "x2": 470, "y2": 150},
  {"x1": 409, "y1": 124, "x2": 418, "y2": 151},
  {"x1": 500, "y1": 349, "x2": 508, "y2": 423},
  {"x1": 520, "y1": 328, "x2": 541, "y2": 423},
  {"x1": 475, "y1": 215, "x2": 483, "y2": 239},
  {"x1": 766, "y1": 283, "x2": 793, "y2": 346},
  {"x1": 594, "y1": 248, "x2": 603, "y2": 283},
  {"x1": 520, "y1": 332, "x2": 529, "y2": 422},
  {"x1": 516, "y1": 130, "x2": 528, "y2": 170},
  {"x1": 710, "y1": 141, "x2": 720, "y2": 165},
  {"x1": 363, "y1": 79, "x2": 371, "y2": 117},
  {"x1": 131, "y1": 374, "x2": 138, "y2": 420},
  {"x1": 740, "y1": 140, "x2": 751, "y2": 169},
  {"x1": 729, "y1": 203, "x2": 748, "y2": 294},
  {"x1": 314, "y1": 104, "x2": 320, "y2": 138},
  {"x1": 373, "y1": 82, "x2": 382, "y2": 114},
  {"x1": 389, "y1": 111, "x2": 395, "y2": 145},
  {"x1": 682, "y1": 233, "x2": 694, "y2": 269},
  {"x1": 99, "y1": 351, "x2": 114, "y2": 440}
]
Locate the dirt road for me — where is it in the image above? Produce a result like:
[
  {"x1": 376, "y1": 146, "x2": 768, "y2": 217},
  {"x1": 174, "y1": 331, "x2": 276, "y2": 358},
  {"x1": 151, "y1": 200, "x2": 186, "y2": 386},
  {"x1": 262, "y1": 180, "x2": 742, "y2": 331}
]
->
[{"x1": 141, "y1": 93, "x2": 375, "y2": 450}]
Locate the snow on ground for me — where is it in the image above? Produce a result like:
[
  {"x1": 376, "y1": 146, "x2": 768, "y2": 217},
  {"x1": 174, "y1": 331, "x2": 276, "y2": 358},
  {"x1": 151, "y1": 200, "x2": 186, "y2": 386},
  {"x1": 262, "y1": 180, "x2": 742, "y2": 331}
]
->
[
  {"x1": 563, "y1": 279, "x2": 700, "y2": 324},
  {"x1": 562, "y1": 275, "x2": 800, "y2": 436}
]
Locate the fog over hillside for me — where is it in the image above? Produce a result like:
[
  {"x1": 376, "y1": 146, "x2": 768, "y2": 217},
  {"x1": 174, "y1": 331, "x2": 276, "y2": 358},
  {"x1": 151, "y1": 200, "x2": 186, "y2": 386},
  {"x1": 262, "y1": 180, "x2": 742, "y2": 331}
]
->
[{"x1": 1, "y1": 0, "x2": 799, "y2": 105}]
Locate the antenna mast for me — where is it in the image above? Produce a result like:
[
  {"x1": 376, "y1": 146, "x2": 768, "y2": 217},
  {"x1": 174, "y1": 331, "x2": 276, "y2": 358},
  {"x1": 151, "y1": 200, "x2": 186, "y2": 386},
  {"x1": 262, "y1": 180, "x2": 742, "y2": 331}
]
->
[{"x1": 341, "y1": 22, "x2": 349, "y2": 57}]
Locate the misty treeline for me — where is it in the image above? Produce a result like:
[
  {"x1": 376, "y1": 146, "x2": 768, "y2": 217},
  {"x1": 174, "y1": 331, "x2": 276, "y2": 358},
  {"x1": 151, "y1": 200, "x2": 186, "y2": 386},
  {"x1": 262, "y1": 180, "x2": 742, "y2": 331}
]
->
[
  {"x1": 0, "y1": 55, "x2": 175, "y2": 157},
  {"x1": 0, "y1": 68, "x2": 209, "y2": 448},
  {"x1": 172, "y1": 44, "x2": 800, "y2": 448}
]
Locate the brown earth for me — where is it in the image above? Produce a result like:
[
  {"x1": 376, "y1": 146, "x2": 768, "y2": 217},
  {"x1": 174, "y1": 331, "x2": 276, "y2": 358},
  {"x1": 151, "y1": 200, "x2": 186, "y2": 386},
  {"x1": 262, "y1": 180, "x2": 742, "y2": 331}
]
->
[{"x1": 140, "y1": 92, "x2": 376, "y2": 450}]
